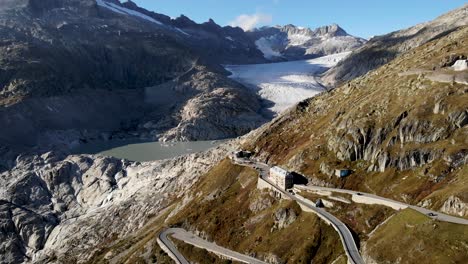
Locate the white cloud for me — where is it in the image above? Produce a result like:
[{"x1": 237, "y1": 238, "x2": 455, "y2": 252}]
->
[{"x1": 229, "y1": 13, "x2": 273, "y2": 31}]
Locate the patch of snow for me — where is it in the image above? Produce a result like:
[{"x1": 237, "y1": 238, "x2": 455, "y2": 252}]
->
[
  {"x1": 225, "y1": 52, "x2": 350, "y2": 114},
  {"x1": 225, "y1": 36, "x2": 234, "y2": 41},
  {"x1": 56, "y1": 22, "x2": 68, "y2": 29},
  {"x1": 96, "y1": 0, "x2": 162, "y2": 25},
  {"x1": 255, "y1": 37, "x2": 282, "y2": 59},
  {"x1": 96, "y1": 0, "x2": 190, "y2": 36}
]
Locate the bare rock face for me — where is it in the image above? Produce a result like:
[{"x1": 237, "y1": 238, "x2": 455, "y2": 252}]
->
[
  {"x1": 156, "y1": 65, "x2": 267, "y2": 141},
  {"x1": 273, "y1": 208, "x2": 297, "y2": 230},
  {"x1": 0, "y1": 142, "x2": 232, "y2": 263},
  {"x1": 440, "y1": 196, "x2": 468, "y2": 217}
]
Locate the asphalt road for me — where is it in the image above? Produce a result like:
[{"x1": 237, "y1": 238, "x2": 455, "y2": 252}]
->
[
  {"x1": 159, "y1": 228, "x2": 267, "y2": 264},
  {"x1": 158, "y1": 229, "x2": 190, "y2": 264},
  {"x1": 296, "y1": 185, "x2": 468, "y2": 225}
]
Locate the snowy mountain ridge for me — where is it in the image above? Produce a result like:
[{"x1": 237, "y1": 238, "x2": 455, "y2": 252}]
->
[{"x1": 248, "y1": 24, "x2": 366, "y2": 61}]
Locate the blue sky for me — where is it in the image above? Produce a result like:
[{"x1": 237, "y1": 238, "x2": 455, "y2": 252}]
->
[{"x1": 131, "y1": 0, "x2": 466, "y2": 38}]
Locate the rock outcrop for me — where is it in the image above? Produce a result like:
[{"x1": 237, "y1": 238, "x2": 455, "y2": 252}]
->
[{"x1": 440, "y1": 196, "x2": 468, "y2": 217}]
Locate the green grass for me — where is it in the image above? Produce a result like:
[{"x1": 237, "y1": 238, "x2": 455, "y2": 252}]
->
[
  {"x1": 365, "y1": 209, "x2": 468, "y2": 264},
  {"x1": 85, "y1": 207, "x2": 175, "y2": 264}
]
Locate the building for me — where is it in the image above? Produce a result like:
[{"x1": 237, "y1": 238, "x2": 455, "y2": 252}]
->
[
  {"x1": 269, "y1": 166, "x2": 294, "y2": 190},
  {"x1": 335, "y1": 169, "x2": 352, "y2": 178},
  {"x1": 234, "y1": 150, "x2": 253, "y2": 159}
]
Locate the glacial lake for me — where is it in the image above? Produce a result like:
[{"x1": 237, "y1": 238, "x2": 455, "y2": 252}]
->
[{"x1": 72, "y1": 139, "x2": 225, "y2": 162}]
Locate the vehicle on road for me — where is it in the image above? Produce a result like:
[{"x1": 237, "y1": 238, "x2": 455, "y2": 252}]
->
[
  {"x1": 356, "y1": 192, "x2": 363, "y2": 196},
  {"x1": 288, "y1": 189, "x2": 295, "y2": 195},
  {"x1": 427, "y1": 212, "x2": 437, "y2": 217}
]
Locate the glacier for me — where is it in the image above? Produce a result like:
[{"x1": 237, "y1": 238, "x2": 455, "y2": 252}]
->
[{"x1": 225, "y1": 52, "x2": 350, "y2": 115}]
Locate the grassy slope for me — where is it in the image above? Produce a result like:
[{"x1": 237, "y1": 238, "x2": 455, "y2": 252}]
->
[
  {"x1": 364, "y1": 209, "x2": 468, "y2": 264},
  {"x1": 300, "y1": 191, "x2": 395, "y2": 242},
  {"x1": 83, "y1": 159, "x2": 345, "y2": 264}
]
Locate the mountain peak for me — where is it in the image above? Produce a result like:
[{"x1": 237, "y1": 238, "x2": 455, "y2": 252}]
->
[
  {"x1": 173, "y1": 14, "x2": 197, "y2": 27},
  {"x1": 206, "y1": 18, "x2": 217, "y2": 25},
  {"x1": 313, "y1": 23, "x2": 348, "y2": 36}
]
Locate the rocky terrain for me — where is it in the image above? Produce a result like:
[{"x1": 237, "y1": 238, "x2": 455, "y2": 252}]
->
[
  {"x1": 248, "y1": 24, "x2": 366, "y2": 60},
  {"x1": 0, "y1": 140, "x2": 236, "y2": 263},
  {"x1": 323, "y1": 4, "x2": 468, "y2": 86},
  {"x1": 112, "y1": 0, "x2": 267, "y2": 65},
  {"x1": 0, "y1": 0, "x2": 269, "y2": 155}
]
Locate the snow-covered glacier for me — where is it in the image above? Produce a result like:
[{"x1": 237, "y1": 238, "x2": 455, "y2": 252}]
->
[{"x1": 225, "y1": 52, "x2": 350, "y2": 115}]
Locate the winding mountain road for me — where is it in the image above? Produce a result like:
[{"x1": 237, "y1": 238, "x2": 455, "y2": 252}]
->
[
  {"x1": 234, "y1": 156, "x2": 468, "y2": 264},
  {"x1": 158, "y1": 229, "x2": 189, "y2": 264},
  {"x1": 158, "y1": 228, "x2": 267, "y2": 264},
  {"x1": 238, "y1": 160, "x2": 364, "y2": 264}
]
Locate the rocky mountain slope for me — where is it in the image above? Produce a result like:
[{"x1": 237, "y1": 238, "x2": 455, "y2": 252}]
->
[
  {"x1": 112, "y1": 0, "x2": 266, "y2": 64},
  {"x1": 0, "y1": 0, "x2": 369, "y2": 155},
  {"x1": 0, "y1": 0, "x2": 268, "y2": 154},
  {"x1": 248, "y1": 24, "x2": 366, "y2": 60},
  {"x1": 0, "y1": 141, "x2": 235, "y2": 263},
  {"x1": 323, "y1": 4, "x2": 468, "y2": 86},
  {"x1": 209, "y1": 25, "x2": 467, "y2": 264}
]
